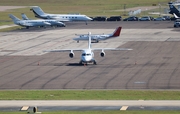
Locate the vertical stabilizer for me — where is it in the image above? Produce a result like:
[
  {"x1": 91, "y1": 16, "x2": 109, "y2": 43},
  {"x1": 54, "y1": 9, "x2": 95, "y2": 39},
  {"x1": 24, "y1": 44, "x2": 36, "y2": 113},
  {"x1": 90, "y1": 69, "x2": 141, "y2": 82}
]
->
[
  {"x1": 9, "y1": 14, "x2": 20, "y2": 23},
  {"x1": 169, "y1": 2, "x2": 180, "y2": 15},
  {"x1": 21, "y1": 13, "x2": 29, "y2": 20},
  {"x1": 88, "y1": 32, "x2": 91, "y2": 49},
  {"x1": 30, "y1": 6, "x2": 46, "y2": 18},
  {"x1": 112, "y1": 27, "x2": 122, "y2": 37}
]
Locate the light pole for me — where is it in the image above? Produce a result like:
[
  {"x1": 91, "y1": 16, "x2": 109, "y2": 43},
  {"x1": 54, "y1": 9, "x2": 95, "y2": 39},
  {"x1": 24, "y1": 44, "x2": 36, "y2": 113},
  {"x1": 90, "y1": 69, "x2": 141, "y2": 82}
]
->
[{"x1": 124, "y1": 4, "x2": 126, "y2": 16}]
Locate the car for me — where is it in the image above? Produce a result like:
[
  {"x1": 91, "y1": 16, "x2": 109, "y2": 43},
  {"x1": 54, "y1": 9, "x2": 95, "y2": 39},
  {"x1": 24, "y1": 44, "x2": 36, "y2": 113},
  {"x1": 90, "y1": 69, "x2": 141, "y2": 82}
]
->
[
  {"x1": 107, "y1": 16, "x2": 122, "y2": 21},
  {"x1": 153, "y1": 17, "x2": 166, "y2": 21},
  {"x1": 93, "y1": 16, "x2": 107, "y2": 21},
  {"x1": 123, "y1": 16, "x2": 138, "y2": 21},
  {"x1": 162, "y1": 16, "x2": 171, "y2": 21},
  {"x1": 139, "y1": 16, "x2": 151, "y2": 21},
  {"x1": 174, "y1": 20, "x2": 180, "y2": 27}
]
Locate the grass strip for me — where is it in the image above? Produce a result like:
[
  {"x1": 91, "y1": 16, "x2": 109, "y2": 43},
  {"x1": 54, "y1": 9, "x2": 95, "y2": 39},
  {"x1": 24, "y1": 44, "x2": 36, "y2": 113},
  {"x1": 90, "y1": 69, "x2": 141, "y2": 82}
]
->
[{"x1": 0, "y1": 90, "x2": 180, "y2": 100}]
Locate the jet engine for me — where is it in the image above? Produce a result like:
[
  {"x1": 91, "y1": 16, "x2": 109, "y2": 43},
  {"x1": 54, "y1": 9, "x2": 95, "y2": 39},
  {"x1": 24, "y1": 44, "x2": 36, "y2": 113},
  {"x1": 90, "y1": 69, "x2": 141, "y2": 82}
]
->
[
  {"x1": 69, "y1": 52, "x2": 75, "y2": 58},
  {"x1": 100, "y1": 51, "x2": 105, "y2": 57}
]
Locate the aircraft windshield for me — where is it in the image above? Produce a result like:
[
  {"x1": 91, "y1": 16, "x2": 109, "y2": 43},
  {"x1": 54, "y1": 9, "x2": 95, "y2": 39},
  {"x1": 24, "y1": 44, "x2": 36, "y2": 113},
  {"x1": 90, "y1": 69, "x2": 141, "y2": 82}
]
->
[{"x1": 82, "y1": 53, "x2": 91, "y2": 56}]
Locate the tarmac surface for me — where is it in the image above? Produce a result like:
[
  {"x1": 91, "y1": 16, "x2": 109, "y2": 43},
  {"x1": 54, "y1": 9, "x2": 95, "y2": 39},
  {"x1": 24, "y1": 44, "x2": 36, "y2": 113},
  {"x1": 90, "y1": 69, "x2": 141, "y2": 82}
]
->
[
  {"x1": 0, "y1": 21, "x2": 180, "y2": 89},
  {"x1": 1, "y1": 21, "x2": 180, "y2": 111}
]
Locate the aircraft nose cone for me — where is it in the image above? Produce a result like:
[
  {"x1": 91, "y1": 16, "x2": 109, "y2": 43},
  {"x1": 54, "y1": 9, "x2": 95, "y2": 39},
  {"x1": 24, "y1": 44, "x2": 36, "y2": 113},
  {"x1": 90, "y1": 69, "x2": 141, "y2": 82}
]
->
[
  {"x1": 82, "y1": 56, "x2": 91, "y2": 62},
  {"x1": 88, "y1": 17, "x2": 93, "y2": 21}
]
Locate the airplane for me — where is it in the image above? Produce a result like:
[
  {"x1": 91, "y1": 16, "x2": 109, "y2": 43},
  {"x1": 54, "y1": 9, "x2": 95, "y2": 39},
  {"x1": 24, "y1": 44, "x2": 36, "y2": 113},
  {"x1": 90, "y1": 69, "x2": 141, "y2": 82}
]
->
[
  {"x1": 168, "y1": 2, "x2": 180, "y2": 17},
  {"x1": 30, "y1": 6, "x2": 92, "y2": 24},
  {"x1": 73, "y1": 27, "x2": 122, "y2": 43},
  {"x1": 21, "y1": 13, "x2": 66, "y2": 27},
  {"x1": 45, "y1": 31, "x2": 132, "y2": 65},
  {"x1": 9, "y1": 14, "x2": 51, "y2": 29}
]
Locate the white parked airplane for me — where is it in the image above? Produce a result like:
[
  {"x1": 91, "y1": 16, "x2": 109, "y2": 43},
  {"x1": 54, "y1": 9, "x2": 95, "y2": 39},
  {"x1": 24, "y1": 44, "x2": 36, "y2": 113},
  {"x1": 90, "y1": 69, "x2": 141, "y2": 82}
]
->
[
  {"x1": 21, "y1": 13, "x2": 66, "y2": 27},
  {"x1": 9, "y1": 14, "x2": 51, "y2": 29},
  {"x1": 30, "y1": 6, "x2": 92, "y2": 23},
  {"x1": 45, "y1": 32, "x2": 132, "y2": 65},
  {"x1": 73, "y1": 27, "x2": 122, "y2": 43}
]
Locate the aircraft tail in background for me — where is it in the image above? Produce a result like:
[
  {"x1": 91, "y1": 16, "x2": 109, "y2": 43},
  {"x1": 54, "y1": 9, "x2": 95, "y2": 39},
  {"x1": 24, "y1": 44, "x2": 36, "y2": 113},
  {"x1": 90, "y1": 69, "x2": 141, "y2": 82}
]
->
[
  {"x1": 21, "y1": 13, "x2": 29, "y2": 20},
  {"x1": 168, "y1": 2, "x2": 180, "y2": 17}
]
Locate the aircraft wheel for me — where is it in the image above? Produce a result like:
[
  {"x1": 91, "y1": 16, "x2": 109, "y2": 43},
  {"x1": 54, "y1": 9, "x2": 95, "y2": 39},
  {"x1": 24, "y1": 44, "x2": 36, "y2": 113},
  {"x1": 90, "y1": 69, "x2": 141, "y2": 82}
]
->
[{"x1": 93, "y1": 61, "x2": 97, "y2": 65}]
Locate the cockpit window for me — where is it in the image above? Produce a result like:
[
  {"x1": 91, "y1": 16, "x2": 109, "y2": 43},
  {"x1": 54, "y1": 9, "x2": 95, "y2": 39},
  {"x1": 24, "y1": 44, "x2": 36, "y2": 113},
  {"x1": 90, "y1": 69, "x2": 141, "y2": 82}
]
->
[{"x1": 82, "y1": 53, "x2": 91, "y2": 56}]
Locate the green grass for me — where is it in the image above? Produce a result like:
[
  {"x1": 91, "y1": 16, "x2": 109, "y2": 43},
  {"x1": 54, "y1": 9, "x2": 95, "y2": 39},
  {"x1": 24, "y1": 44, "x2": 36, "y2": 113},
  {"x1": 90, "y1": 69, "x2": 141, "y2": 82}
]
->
[
  {"x1": 0, "y1": 90, "x2": 180, "y2": 100},
  {"x1": 1, "y1": 111, "x2": 180, "y2": 114},
  {"x1": 0, "y1": 0, "x2": 172, "y2": 20},
  {"x1": 0, "y1": 26, "x2": 21, "y2": 32}
]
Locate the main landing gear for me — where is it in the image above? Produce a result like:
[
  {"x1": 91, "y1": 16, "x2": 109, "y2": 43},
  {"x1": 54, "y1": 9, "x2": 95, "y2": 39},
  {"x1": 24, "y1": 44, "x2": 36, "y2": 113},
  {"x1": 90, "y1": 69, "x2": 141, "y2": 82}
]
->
[{"x1": 79, "y1": 60, "x2": 97, "y2": 65}]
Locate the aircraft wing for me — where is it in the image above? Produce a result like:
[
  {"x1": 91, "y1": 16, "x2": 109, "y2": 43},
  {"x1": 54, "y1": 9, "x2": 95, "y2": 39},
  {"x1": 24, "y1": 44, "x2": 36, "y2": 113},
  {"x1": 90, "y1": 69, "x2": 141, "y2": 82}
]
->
[
  {"x1": 44, "y1": 22, "x2": 51, "y2": 25},
  {"x1": 75, "y1": 34, "x2": 88, "y2": 36},
  {"x1": 44, "y1": 49, "x2": 83, "y2": 52},
  {"x1": 20, "y1": 23, "x2": 34, "y2": 27},
  {"x1": 92, "y1": 48, "x2": 133, "y2": 51}
]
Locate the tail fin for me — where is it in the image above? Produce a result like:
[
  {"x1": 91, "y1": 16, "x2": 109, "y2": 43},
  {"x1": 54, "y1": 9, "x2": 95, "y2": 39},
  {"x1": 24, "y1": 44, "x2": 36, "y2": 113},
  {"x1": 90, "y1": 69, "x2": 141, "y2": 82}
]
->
[
  {"x1": 112, "y1": 27, "x2": 122, "y2": 37},
  {"x1": 30, "y1": 6, "x2": 45, "y2": 18},
  {"x1": 21, "y1": 13, "x2": 29, "y2": 20},
  {"x1": 9, "y1": 14, "x2": 20, "y2": 23},
  {"x1": 169, "y1": 2, "x2": 180, "y2": 15},
  {"x1": 88, "y1": 32, "x2": 91, "y2": 49}
]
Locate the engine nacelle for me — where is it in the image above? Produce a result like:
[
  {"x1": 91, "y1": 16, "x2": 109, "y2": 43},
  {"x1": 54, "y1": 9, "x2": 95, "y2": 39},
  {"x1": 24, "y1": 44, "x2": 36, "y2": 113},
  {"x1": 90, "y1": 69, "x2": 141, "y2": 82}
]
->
[
  {"x1": 100, "y1": 51, "x2": 105, "y2": 57},
  {"x1": 69, "y1": 52, "x2": 75, "y2": 58}
]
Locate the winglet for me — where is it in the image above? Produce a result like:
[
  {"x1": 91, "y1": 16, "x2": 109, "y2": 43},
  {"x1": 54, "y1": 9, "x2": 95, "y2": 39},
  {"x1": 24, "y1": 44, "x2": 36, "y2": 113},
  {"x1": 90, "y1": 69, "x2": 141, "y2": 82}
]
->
[{"x1": 112, "y1": 27, "x2": 122, "y2": 37}]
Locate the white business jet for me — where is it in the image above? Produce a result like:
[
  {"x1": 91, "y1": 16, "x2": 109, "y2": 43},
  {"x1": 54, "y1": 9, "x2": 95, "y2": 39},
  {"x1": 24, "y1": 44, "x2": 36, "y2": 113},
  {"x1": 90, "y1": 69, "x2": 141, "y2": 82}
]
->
[
  {"x1": 73, "y1": 27, "x2": 122, "y2": 43},
  {"x1": 46, "y1": 31, "x2": 132, "y2": 65},
  {"x1": 21, "y1": 13, "x2": 66, "y2": 27},
  {"x1": 30, "y1": 6, "x2": 92, "y2": 24},
  {"x1": 9, "y1": 14, "x2": 51, "y2": 29}
]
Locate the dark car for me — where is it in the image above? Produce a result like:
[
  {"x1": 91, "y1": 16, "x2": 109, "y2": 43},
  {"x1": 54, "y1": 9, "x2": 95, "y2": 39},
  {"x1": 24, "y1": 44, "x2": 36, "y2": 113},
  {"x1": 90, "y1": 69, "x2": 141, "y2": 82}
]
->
[
  {"x1": 93, "y1": 16, "x2": 107, "y2": 21},
  {"x1": 123, "y1": 16, "x2": 138, "y2": 21},
  {"x1": 162, "y1": 16, "x2": 171, "y2": 21},
  {"x1": 107, "y1": 16, "x2": 122, "y2": 21}
]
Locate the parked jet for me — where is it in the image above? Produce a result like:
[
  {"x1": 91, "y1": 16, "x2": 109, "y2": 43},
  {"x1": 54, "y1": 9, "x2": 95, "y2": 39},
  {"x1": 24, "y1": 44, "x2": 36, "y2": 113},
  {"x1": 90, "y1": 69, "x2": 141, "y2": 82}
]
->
[
  {"x1": 168, "y1": 2, "x2": 180, "y2": 17},
  {"x1": 30, "y1": 6, "x2": 92, "y2": 23},
  {"x1": 45, "y1": 32, "x2": 132, "y2": 65},
  {"x1": 73, "y1": 27, "x2": 122, "y2": 43},
  {"x1": 9, "y1": 14, "x2": 51, "y2": 29},
  {"x1": 21, "y1": 13, "x2": 65, "y2": 27}
]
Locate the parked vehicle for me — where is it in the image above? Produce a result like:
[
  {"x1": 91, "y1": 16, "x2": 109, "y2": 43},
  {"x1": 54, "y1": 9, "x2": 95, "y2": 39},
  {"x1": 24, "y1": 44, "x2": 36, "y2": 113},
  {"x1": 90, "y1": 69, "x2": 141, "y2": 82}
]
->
[
  {"x1": 107, "y1": 16, "x2": 122, "y2": 21},
  {"x1": 174, "y1": 20, "x2": 180, "y2": 27},
  {"x1": 139, "y1": 16, "x2": 151, "y2": 21},
  {"x1": 154, "y1": 17, "x2": 166, "y2": 21},
  {"x1": 123, "y1": 16, "x2": 138, "y2": 21},
  {"x1": 162, "y1": 16, "x2": 171, "y2": 21},
  {"x1": 93, "y1": 16, "x2": 107, "y2": 21}
]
